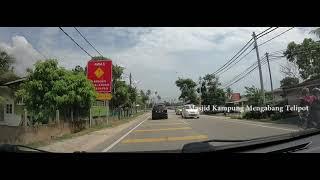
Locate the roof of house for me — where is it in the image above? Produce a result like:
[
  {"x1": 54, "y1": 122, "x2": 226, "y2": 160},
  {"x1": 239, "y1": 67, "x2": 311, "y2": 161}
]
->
[{"x1": 3, "y1": 77, "x2": 27, "y2": 86}]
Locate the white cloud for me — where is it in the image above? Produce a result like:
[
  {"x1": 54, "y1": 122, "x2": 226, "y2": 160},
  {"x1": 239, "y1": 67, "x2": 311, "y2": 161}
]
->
[{"x1": 0, "y1": 35, "x2": 42, "y2": 76}]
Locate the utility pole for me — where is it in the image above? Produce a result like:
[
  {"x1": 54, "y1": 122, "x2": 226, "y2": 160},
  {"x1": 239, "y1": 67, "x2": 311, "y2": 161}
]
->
[
  {"x1": 129, "y1": 73, "x2": 132, "y2": 87},
  {"x1": 198, "y1": 78, "x2": 202, "y2": 108},
  {"x1": 266, "y1": 52, "x2": 274, "y2": 104},
  {"x1": 252, "y1": 32, "x2": 265, "y2": 104}
]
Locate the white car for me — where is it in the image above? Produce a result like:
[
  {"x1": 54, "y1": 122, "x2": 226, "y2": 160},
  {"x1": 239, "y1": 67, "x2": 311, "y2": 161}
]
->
[{"x1": 181, "y1": 104, "x2": 200, "y2": 119}]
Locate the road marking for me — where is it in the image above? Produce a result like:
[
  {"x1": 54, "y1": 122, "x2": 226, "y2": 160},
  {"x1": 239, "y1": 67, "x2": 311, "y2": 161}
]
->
[
  {"x1": 180, "y1": 119, "x2": 190, "y2": 125},
  {"x1": 207, "y1": 116, "x2": 299, "y2": 132},
  {"x1": 121, "y1": 135, "x2": 208, "y2": 144},
  {"x1": 134, "y1": 127, "x2": 192, "y2": 132},
  {"x1": 101, "y1": 114, "x2": 150, "y2": 152},
  {"x1": 141, "y1": 122, "x2": 186, "y2": 126}
]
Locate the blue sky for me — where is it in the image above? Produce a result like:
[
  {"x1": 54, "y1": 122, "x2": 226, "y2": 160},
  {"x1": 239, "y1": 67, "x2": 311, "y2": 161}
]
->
[{"x1": 0, "y1": 27, "x2": 317, "y2": 102}]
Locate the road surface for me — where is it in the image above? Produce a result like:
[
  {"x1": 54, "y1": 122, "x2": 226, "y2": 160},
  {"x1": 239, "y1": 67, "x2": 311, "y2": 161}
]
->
[{"x1": 92, "y1": 110, "x2": 300, "y2": 152}]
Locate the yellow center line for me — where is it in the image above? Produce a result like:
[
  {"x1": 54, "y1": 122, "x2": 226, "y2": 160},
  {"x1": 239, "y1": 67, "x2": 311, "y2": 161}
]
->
[
  {"x1": 141, "y1": 122, "x2": 187, "y2": 126},
  {"x1": 134, "y1": 127, "x2": 192, "y2": 132},
  {"x1": 121, "y1": 135, "x2": 208, "y2": 144}
]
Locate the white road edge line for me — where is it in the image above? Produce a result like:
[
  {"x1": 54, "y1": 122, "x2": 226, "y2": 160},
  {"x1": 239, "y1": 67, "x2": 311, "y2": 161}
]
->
[
  {"x1": 202, "y1": 115, "x2": 298, "y2": 132},
  {"x1": 102, "y1": 114, "x2": 150, "y2": 152}
]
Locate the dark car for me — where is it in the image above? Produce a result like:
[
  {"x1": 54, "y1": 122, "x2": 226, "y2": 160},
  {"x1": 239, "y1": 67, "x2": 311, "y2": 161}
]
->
[{"x1": 152, "y1": 104, "x2": 168, "y2": 120}]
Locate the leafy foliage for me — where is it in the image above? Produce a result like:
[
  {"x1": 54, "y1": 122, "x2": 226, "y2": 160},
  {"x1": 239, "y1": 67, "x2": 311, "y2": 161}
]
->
[
  {"x1": 137, "y1": 90, "x2": 149, "y2": 106},
  {"x1": 226, "y1": 87, "x2": 233, "y2": 101},
  {"x1": 109, "y1": 65, "x2": 130, "y2": 108},
  {"x1": 175, "y1": 78, "x2": 198, "y2": 104},
  {"x1": 280, "y1": 77, "x2": 299, "y2": 88},
  {"x1": 0, "y1": 49, "x2": 20, "y2": 85},
  {"x1": 0, "y1": 49, "x2": 15, "y2": 72},
  {"x1": 16, "y1": 60, "x2": 96, "y2": 123},
  {"x1": 310, "y1": 28, "x2": 320, "y2": 39},
  {"x1": 244, "y1": 86, "x2": 272, "y2": 106},
  {"x1": 72, "y1": 65, "x2": 85, "y2": 75},
  {"x1": 198, "y1": 74, "x2": 226, "y2": 106},
  {"x1": 284, "y1": 38, "x2": 320, "y2": 80}
]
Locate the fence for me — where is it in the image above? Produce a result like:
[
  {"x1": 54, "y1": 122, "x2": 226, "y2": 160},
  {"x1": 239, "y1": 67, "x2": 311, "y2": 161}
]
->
[
  {"x1": 1, "y1": 104, "x2": 149, "y2": 145},
  {"x1": 91, "y1": 105, "x2": 147, "y2": 121}
]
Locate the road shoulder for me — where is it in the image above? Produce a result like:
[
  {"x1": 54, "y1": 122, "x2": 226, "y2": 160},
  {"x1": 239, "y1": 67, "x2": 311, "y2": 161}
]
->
[{"x1": 39, "y1": 112, "x2": 150, "y2": 152}]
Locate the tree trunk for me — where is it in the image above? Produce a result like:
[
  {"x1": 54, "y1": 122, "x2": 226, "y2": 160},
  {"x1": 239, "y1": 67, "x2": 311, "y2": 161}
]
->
[
  {"x1": 71, "y1": 108, "x2": 74, "y2": 122},
  {"x1": 77, "y1": 108, "x2": 80, "y2": 121}
]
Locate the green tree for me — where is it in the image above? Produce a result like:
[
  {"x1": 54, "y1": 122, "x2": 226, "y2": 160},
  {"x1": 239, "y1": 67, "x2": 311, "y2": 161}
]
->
[
  {"x1": 0, "y1": 49, "x2": 20, "y2": 85},
  {"x1": 0, "y1": 71, "x2": 20, "y2": 85},
  {"x1": 0, "y1": 49, "x2": 15, "y2": 72},
  {"x1": 226, "y1": 87, "x2": 233, "y2": 101},
  {"x1": 310, "y1": 28, "x2": 320, "y2": 39},
  {"x1": 244, "y1": 86, "x2": 272, "y2": 106},
  {"x1": 146, "y1": 89, "x2": 152, "y2": 107},
  {"x1": 280, "y1": 77, "x2": 299, "y2": 88},
  {"x1": 198, "y1": 74, "x2": 226, "y2": 106},
  {"x1": 128, "y1": 86, "x2": 138, "y2": 105},
  {"x1": 157, "y1": 95, "x2": 161, "y2": 102},
  {"x1": 146, "y1": 89, "x2": 151, "y2": 97},
  {"x1": 16, "y1": 59, "x2": 96, "y2": 123},
  {"x1": 109, "y1": 64, "x2": 131, "y2": 109},
  {"x1": 110, "y1": 80, "x2": 130, "y2": 108},
  {"x1": 139, "y1": 90, "x2": 149, "y2": 105},
  {"x1": 72, "y1": 65, "x2": 85, "y2": 75},
  {"x1": 284, "y1": 38, "x2": 320, "y2": 80},
  {"x1": 175, "y1": 78, "x2": 198, "y2": 104}
]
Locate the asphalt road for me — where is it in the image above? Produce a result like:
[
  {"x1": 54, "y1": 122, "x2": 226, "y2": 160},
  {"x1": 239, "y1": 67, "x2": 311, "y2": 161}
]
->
[{"x1": 98, "y1": 110, "x2": 300, "y2": 152}]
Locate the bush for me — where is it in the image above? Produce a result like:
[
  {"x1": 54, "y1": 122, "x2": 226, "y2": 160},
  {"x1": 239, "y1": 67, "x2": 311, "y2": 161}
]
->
[
  {"x1": 270, "y1": 112, "x2": 283, "y2": 121},
  {"x1": 242, "y1": 111, "x2": 268, "y2": 119}
]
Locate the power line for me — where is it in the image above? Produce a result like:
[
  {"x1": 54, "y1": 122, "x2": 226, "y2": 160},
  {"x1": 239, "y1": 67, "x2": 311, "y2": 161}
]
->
[
  {"x1": 223, "y1": 55, "x2": 268, "y2": 88},
  {"x1": 223, "y1": 56, "x2": 284, "y2": 89},
  {"x1": 74, "y1": 27, "x2": 103, "y2": 57},
  {"x1": 256, "y1": 27, "x2": 279, "y2": 39},
  {"x1": 213, "y1": 27, "x2": 276, "y2": 76},
  {"x1": 256, "y1": 27, "x2": 273, "y2": 37},
  {"x1": 223, "y1": 43, "x2": 316, "y2": 89},
  {"x1": 224, "y1": 55, "x2": 266, "y2": 85},
  {"x1": 59, "y1": 27, "x2": 93, "y2": 58},
  {"x1": 213, "y1": 39, "x2": 253, "y2": 75},
  {"x1": 258, "y1": 27, "x2": 295, "y2": 47},
  {"x1": 217, "y1": 47, "x2": 255, "y2": 76}
]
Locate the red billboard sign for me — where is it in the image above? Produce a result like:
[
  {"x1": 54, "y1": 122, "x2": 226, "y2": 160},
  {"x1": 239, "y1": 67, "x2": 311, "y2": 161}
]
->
[
  {"x1": 87, "y1": 60, "x2": 112, "y2": 93},
  {"x1": 231, "y1": 93, "x2": 241, "y2": 101}
]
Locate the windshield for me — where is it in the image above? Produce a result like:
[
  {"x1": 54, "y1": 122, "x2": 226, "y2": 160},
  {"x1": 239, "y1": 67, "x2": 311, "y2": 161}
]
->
[{"x1": 1, "y1": 27, "x2": 320, "y2": 153}]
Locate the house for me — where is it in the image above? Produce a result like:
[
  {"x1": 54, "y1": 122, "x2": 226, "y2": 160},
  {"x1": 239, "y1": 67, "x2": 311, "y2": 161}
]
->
[
  {"x1": 0, "y1": 78, "x2": 27, "y2": 126},
  {"x1": 225, "y1": 93, "x2": 248, "y2": 107}
]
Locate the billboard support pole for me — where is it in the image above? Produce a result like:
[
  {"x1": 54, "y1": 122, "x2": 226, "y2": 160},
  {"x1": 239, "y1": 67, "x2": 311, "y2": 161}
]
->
[{"x1": 106, "y1": 100, "x2": 109, "y2": 125}]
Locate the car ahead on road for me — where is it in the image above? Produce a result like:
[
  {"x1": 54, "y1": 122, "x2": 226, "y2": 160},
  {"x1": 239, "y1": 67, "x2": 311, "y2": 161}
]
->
[
  {"x1": 181, "y1": 104, "x2": 200, "y2": 119},
  {"x1": 152, "y1": 104, "x2": 168, "y2": 120},
  {"x1": 175, "y1": 106, "x2": 182, "y2": 115}
]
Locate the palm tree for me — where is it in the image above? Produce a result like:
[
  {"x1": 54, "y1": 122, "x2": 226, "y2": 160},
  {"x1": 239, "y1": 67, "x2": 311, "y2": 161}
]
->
[
  {"x1": 0, "y1": 49, "x2": 15, "y2": 72},
  {"x1": 226, "y1": 87, "x2": 233, "y2": 100},
  {"x1": 310, "y1": 28, "x2": 320, "y2": 38},
  {"x1": 146, "y1": 90, "x2": 151, "y2": 107}
]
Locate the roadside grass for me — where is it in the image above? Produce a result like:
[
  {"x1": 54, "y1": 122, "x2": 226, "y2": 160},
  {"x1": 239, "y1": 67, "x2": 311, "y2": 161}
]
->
[{"x1": 27, "y1": 111, "x2": 147, "y2": 148}]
